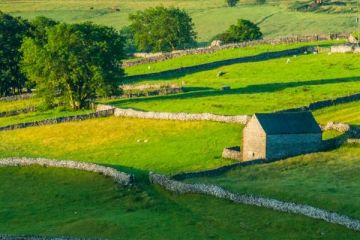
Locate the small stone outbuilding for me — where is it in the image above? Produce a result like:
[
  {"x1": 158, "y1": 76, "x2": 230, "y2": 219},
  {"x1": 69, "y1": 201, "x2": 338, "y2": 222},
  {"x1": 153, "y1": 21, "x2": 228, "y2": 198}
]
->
[{"x1": 243, "y1": 112, "x2": 322, "y2": 161}]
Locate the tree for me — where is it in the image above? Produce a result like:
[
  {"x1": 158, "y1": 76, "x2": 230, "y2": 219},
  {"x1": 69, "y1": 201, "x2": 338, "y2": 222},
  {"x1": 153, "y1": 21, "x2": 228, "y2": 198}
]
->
[
  {"x1": 0, "y1": 12, "x2": 30, "y2": 96},
  {"x1": 21, "y1": 23, "x2": 125, "y2": 109},
  {"x1": 226, "y1": 0, "x2": 239, "y2": 7},
  {"x1": 29, "y1": 16, "x2": 58, "y2": 45},
  {"x1": 129, "y1": 7, "x2": 196, "y2": 52},
  {"x1": 212, "y1": 19, "x2": 262, "y2": 44},
  {"x1": 120, "y1": 26, "x2": 137, "y2": 54},
  {"x1": 256, "y1": 0, "x2": 266, "y2": 5}
]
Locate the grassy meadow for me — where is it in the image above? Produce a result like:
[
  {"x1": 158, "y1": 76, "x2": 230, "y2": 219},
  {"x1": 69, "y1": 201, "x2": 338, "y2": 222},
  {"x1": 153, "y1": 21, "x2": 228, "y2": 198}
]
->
[
  {"x1": 1, "y1": 166, "x2": 359, "y2": 239},
  {"x1": 0, "y1": 98, "x2": 40, "y2": 112},
  {"x1": 185, "y1": 144, "x2": 360, "y2": 220},
  {"x1": 314, "y1": 100, "x2": 360, "y2": 125},
  {"x1": 1, "y1": 0, "x2": 358, "y2": 42},
  {"x1": 0, "y1": 117, "x2": 242, "y2": 175},
  {"x1": 105, "y1": 44, "x2": 360, "y2": 115}
]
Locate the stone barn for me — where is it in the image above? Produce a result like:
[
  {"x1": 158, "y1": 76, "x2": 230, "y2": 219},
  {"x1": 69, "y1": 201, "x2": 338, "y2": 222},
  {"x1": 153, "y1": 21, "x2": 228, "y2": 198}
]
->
[{"x1": 243, "y1": 112, "x2": 322, "y2": 161}]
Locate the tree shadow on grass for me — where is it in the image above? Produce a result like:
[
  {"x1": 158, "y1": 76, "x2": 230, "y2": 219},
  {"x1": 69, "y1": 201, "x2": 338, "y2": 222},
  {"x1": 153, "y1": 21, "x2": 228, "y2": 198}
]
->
[
  {"x1": 110, "y1": 76, "x2": 360, "y2": 106},
  {"x1": 124, "y1": 47, "x2": 310, "y2": 83}
]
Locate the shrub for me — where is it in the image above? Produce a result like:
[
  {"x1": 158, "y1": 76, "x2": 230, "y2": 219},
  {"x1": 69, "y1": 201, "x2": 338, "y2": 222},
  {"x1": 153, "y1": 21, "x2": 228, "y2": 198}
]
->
[
  {"x1": 129, "y1": 7, "x2": 196, "y2": 52},
  {"x1": 226, "y1": 0, "x2": 239, "y2": 7},
  {"x1": 212, "y1": 19, "x2": 262, "y2": 44}
]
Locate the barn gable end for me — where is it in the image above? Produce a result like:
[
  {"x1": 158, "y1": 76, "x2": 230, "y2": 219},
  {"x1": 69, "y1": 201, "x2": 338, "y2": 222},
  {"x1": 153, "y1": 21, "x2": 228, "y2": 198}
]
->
[{"x1": 243, "y1": 112, "x2": 322, "y2": 161}]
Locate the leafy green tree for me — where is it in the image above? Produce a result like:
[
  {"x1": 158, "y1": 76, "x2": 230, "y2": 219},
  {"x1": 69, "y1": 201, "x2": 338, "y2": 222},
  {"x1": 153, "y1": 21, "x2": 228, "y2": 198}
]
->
[
  {"x1": 120, "y1": 26, "x2": 137, "y2": 54},
  {"x1": 129, "y1": 7, "x2": 196, "y2": 52},
  {"x1": 226, "y1": 0, "x2": 239, "y2": 7},
  {"x1": 21, "y1": 23, "x2": 125, "y2": 109},
  {"x1": 0, "y1": 12, "x2": 30, "y2": 96},
  {"x1": 213, "y1": 19, "x2": 262, "y2": 44},
  {"x1": 256, "y1": 0, "x2": 266, "y2": 4},
  {"x1": 29, "y1": 16, "x2": 58, "y2": 45}
]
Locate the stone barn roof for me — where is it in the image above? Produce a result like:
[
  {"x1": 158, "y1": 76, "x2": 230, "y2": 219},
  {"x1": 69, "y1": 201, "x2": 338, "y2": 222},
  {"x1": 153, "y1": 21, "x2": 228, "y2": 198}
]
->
[{"x1": 255, "y1": 112, "x2": 321, "y2": 135}]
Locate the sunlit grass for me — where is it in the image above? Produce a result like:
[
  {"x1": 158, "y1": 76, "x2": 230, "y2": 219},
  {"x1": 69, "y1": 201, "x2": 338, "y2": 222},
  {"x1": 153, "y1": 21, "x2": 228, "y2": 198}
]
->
[
  {"x1": 1, "y1": 166, "x2": 358, "y2": 239},
  {"x1": 314, "y1": 101, "x2": 360, "y2": 125},
  {"x1": 106, "y1": 50, "x2": 360, "y2": 115},
  {"x1": 0, "y1": 98, "x2": 41, "y2": 112},
  {"x1": 0, "y1": 117, "x2": 242, "y2": 174},
  {"x1": 186, "y1": 144, "x2": 360, "y2": 219}
]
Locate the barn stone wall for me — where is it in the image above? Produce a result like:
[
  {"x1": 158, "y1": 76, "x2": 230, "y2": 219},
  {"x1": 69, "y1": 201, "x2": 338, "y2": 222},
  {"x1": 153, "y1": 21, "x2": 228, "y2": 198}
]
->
[
  {"x1": 242, "y1": 117, "x2": 266, "y2": 161},
  {"x1": 266, "y1": 133, "x2": 322, "y2": 161}
]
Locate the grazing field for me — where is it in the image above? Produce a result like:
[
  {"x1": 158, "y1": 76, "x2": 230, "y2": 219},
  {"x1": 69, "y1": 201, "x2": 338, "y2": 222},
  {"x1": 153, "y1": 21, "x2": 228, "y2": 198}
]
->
[
  {"x1": 123, "y1": 41, "x2": 338, "y2": 76},
  {"x1": 106, "y1": 47, "x2": 360, "y2": 115},
  {"x1": 314, "y1": 100, "x2": 360, "y2": 125},
  {"x1": 0, "y1": 98, "x2": 40, "y2": 112},
  {"x1": 185, "y1": 144, "x2": 360, "y2": 220},
  {"x1": 0, "y1": 117, "x2": 242, "y2": 174},
  {"x1": 1, "y1": 166, "x2": 359, "y2": 239},
  {"x1": 1, "y1": 0, "x2": 358, "y2": 42},
  {"x1": 0, "y1": 108, "x2": 92, "y2": 127}
]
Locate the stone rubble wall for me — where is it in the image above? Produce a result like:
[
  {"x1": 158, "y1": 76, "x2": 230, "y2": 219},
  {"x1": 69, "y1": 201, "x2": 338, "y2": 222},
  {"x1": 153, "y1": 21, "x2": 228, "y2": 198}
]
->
[
  {"x1": 0, "y1": 158, "x2": 133, "y2": 186},
  {"x1": 0, "y1": 107, "x2": 36, "y2": 118},
  {"x1": 330, "y1": 44, "x2": 360, "y2": 53},
  {"x1": 150, "y1": 173, "x2": 360, "y2": 231},
  {"x1": 221, "y1": 146, "x2": 241, "y2": 161},
  {"x1": 0, "y1": 109, "x2": 114, "y2": 132},
  {"x1": 112, "y1": 107, "x2": 250, "y2": 124},
  {"x1": 124, "y1": 34, "x2": 346, "y2": 67}
]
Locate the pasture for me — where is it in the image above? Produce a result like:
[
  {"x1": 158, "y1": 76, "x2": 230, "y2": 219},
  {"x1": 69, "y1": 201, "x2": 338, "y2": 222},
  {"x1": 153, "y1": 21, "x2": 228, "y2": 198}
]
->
[
  {"x1": 105, "y1": 43, "x2": 360, "y2": 115},
  {"x1": 0, "y1": 11, "x2": 359, "y2": 238},
  {"x1": 0, "y1": 117, "x2": 241, "y2": 174},
  {"x1": 1, "y1": 166, "x2": 359, "y2": 239},
  {"x1": 1, "y1": 0, "x2": 358, "y2": 42}
]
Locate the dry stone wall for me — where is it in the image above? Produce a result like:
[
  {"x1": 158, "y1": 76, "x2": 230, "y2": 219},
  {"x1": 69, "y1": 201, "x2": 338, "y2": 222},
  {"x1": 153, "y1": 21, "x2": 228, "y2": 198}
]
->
[
  {"x1": 124, "y1": 34, "x2": 346, "y2": 67},
  {"x1": 0, "y1": 107, "x2": 36, "y2": 118},
  {"x1": 113, "y1": 107, "x2": 249, "y2": 124},
  {"x1": 150, "y1": 173, "x2": 360, "y2": 231},
  {"x1": 0, "y1": 109, "x2": 114, "y2": 132},
  {"x1": 0, "y1": 158, "x2": 133, "y2": 186},
  {"x1": 221, "y1": 146, "x2": 241, "y2": 161}
]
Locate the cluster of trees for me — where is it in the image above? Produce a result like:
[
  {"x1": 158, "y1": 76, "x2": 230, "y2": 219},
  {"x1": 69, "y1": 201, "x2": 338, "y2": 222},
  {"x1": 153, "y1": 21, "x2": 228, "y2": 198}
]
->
[
  {"x1": 1, "y1": 6, "x2": 263, "y2": 109},
  {"x1": 212, "y1": 19, "x2": 262, "y2": 44},
  {"x1": 0, "y1": 12, "x2": 124, "y2": 109},
  {"x1": 226, "y1": 0, "x2": 266, "y2": 7}
]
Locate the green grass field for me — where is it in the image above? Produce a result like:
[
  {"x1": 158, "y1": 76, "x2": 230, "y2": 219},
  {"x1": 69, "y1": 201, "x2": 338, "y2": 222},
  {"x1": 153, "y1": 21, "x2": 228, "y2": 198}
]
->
[
  {"x1": 105, "y1": 45, "x2": 360, "y2": 115},
  {"x1": 1, "y1": 166, "x2": 359, "y2": 239},
  {"x1": 314, "y1": 100, "x2": 360, "y2": 125},
  {"x1": 1, "y1": 0, "x2": 358, "y2": 42},
  {"x1": 0, "y1": 117, "x2": 241, "y2": 175},
  {"x1": 185, "y1": 144, "x2": 360, "y2": 220},
  {"x1": 0, "y1": 108, "x2": 92, "y2": 127},
  {"x1": 0, "y1": 98, "x2": 40, "y2": 112}
]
